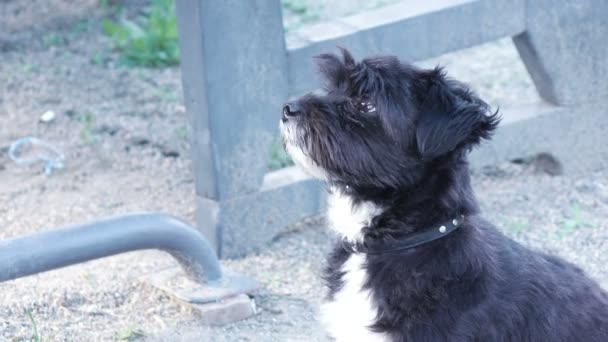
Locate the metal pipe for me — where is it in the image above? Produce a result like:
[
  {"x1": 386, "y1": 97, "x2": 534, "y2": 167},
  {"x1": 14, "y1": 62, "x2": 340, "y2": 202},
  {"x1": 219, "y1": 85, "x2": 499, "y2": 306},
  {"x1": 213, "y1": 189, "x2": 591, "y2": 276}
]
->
[{"x1": 0, "y1": 213, "x2": 222, "y2": 283}]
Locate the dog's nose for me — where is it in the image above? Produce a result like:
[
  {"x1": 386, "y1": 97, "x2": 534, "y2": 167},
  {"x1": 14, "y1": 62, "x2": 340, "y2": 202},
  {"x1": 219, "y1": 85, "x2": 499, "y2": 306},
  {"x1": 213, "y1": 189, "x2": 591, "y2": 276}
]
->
[{"x1": 283, "y1": 102, "x2": 301, "y2": 120}]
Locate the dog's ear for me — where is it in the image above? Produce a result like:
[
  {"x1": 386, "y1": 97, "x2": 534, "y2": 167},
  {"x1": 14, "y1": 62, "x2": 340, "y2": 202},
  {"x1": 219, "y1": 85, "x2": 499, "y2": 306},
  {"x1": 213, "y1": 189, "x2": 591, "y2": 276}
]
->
[
  {"x1": 315, "y1": 48, "x2": 355, "y2": 90},
  {"x1": 415, "y1": 68, "x2": 500, "y2": 159}
]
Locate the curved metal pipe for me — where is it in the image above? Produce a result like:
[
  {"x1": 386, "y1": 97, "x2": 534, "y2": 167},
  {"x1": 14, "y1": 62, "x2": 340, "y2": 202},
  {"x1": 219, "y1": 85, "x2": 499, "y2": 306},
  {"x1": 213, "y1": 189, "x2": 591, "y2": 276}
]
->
[{"x1": 0, "y1": 213, "x2": 222, "y2": 283}]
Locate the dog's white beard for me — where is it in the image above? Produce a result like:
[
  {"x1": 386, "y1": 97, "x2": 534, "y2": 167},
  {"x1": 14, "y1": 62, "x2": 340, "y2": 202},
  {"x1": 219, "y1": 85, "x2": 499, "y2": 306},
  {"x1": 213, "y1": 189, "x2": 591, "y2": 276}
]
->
[
  {"x1": 285, "y1": 144, "x2": 327, "y2": 180},
  {"x1": 280, "y1": 121, "x2": 327, "y2": 180}
]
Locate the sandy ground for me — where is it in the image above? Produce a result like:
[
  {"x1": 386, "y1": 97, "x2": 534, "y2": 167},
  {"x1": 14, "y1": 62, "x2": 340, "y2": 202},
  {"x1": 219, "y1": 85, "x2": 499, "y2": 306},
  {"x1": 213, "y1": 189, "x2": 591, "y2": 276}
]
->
[{"x1": 1, "y1": 1, "x2": 606, "y2": 341}]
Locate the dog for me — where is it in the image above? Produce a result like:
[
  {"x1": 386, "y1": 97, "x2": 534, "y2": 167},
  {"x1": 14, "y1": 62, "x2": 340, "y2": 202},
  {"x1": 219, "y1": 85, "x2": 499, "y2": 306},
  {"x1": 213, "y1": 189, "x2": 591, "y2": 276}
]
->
[{"x1": 279, "y1": 49, "x2": 608, "y2": 341}]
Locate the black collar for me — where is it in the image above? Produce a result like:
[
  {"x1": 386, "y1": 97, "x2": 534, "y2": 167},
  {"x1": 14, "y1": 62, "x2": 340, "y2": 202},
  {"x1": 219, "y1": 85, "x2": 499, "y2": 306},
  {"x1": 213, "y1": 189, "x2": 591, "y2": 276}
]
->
[{"x1": 342, "y1": 215, "x2": 464, "y2": 255}]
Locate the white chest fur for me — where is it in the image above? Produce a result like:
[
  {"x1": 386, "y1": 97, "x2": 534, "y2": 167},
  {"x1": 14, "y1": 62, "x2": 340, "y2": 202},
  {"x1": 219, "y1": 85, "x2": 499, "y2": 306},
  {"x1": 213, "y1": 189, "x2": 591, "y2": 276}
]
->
[
  {"x1": 326, "y1": 189, "x2": 382, "y2": 243},
  {"x1": 322, "y1": 190, "x2": 388, "y2": 341},
  {"x1": 320, "y1": 253, "x2": 388, "y2": 342}
]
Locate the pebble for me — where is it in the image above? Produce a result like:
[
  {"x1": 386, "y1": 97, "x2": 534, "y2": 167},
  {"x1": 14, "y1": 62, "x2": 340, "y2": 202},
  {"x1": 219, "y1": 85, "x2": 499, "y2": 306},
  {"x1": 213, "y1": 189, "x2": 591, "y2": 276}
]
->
[
  {"x1": 39, "y1": 110, "x2": 56, "y2": 123},
  {"x1": 129, "y1": 136, "x2": 151, "y2": 146}
]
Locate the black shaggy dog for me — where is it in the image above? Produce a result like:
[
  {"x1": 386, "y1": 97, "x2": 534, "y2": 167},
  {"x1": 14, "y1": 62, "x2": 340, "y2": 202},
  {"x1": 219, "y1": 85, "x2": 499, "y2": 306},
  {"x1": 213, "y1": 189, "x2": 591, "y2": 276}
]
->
[{"x1": 279, "y1": 49, "x2": 608, "y2": 342}]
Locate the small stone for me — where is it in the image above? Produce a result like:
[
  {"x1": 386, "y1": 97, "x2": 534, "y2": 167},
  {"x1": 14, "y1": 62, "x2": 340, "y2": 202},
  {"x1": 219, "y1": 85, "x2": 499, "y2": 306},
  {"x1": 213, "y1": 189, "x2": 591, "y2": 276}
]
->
[
  {"x1": 161, "y1": 149, "x2": 179, "y2": 158},
  {"x1": 575, "y1": 180, "x2": 595, "y2": 193},
  {"x1": 191, "y1": 294, "x2": 256, "y2": 325},
  {"x1": 439, "y1": 226, "x2": 447, "y2": 233},
  {"x1": 129, "y1": 136, "x2": 150, "y2": 146},
  {"x1": 595, "y1": 183, "x2": 608, "y2": 205},
  {"x1": 481, "y1": 165, "x2": 508, "y2": 178},
  {"x1": 531, "y1": 152, "x2": 563, "y2": 176},
  {"x1": 64, "y1": 109, "x2": 76, "y2": 118},
  {"x1": 264, "y1": 307, "x2": 283, "y2": 315},
  {"x1": 153, "y1": 142, "x2": 180, "y2": 158},
  {"x1": 39, "y1": 110, "x2": 56, "y2": 123},
  {"x1": 94, "y1": 124, "x2": 120, "y2": 136}
]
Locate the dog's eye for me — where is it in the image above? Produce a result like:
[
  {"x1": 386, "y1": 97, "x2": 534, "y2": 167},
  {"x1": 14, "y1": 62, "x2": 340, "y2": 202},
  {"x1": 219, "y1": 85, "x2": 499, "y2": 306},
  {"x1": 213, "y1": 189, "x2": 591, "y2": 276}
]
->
[{"x1": 358, "y1": 101, "x2": 376, "y2": 114}]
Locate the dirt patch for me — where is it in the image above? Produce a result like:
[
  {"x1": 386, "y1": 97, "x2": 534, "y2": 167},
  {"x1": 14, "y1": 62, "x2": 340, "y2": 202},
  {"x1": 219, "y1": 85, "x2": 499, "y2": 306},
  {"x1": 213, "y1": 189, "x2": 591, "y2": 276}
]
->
[{"x1": 1, "y1": 0, "x2": 98, "y2": 33}]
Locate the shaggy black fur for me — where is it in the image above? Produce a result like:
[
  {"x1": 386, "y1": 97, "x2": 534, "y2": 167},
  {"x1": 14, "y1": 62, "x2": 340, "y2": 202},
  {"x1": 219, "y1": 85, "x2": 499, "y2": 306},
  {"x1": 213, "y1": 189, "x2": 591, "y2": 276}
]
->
[{"x1": 283, "y1": 49, "x2": 608, "y2": 341}]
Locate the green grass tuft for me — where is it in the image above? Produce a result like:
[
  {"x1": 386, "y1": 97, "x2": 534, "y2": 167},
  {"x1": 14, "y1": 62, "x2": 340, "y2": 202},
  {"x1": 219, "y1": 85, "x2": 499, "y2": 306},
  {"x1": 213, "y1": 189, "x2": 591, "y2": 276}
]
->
[
  {"x1": 117, "y1": 327, "x2": 145, "y2": 341},
  {"x1": 175, "y1": 126, "x2": 189, "y2": 141},
  {"x1": 25, "y1": 309, "x2": 41, "y2": 342},
  {"x1": 269, "y1": 138, "x2": 293, "y2": 170},
  {"x1": 509, "y1": 219, "x2": 528, "y2": 235},
  {"x1": 43, "y1": 33, "x2": 64, "y2": 47},
  {"x1": 559, "y1": 202, "x2": 596, "y2": 237},
  {"x1": 78, "y1": 112, "x2": 97, "y2": 145},
  {"x1": 103, "y1": 0, "x2": 179, "y2": 68},
  {"x1": 281, "y1": 0, "x2": 321, "y2": 31}
]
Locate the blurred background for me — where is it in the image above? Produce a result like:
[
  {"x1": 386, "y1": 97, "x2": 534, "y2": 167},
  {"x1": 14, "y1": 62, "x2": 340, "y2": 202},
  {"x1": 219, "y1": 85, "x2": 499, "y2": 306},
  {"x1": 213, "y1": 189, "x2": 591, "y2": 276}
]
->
[{"x1": 0, "y1": 0, "x2": 605, "y2": 341}]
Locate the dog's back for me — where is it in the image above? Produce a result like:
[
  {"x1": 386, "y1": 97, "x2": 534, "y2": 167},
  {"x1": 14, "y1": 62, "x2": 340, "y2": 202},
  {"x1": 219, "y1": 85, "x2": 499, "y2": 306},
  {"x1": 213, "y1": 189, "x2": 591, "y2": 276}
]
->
[{"x1": 449, "y1": 218, "x2": 608, "y2": 341}]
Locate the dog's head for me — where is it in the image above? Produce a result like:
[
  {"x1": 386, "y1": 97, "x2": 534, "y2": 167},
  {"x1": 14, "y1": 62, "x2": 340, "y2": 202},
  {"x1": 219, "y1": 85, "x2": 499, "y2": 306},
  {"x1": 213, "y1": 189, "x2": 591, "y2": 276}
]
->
[{"x1": 279, "y1": 49, "x2": 499, "y2": 191}]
